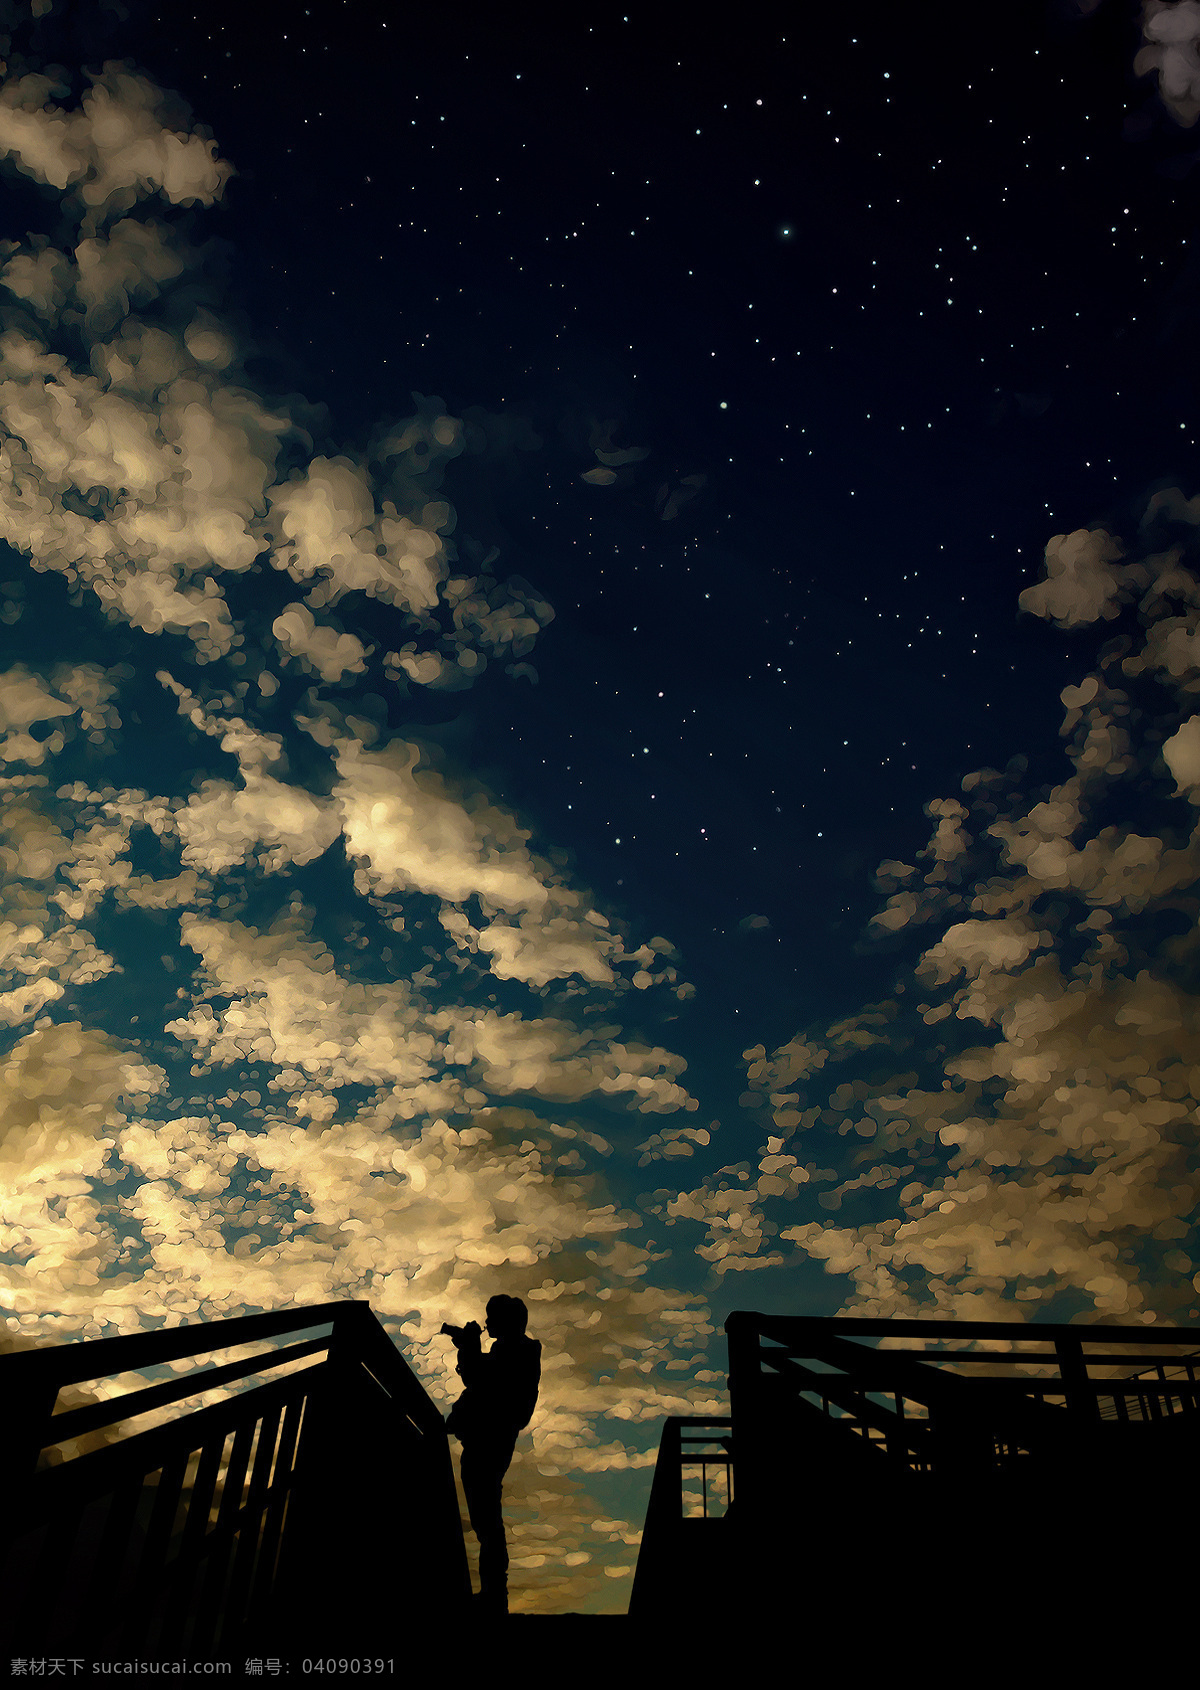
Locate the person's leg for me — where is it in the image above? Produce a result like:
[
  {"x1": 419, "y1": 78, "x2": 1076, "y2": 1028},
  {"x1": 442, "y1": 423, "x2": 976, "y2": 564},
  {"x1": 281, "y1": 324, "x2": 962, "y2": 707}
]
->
[
  {"x1": 460, "y1": 1437, "x2": 515, "y2": 1609},
  {"x1": 476, "y1": 1482, "x2": 507, "y2": 1602}
]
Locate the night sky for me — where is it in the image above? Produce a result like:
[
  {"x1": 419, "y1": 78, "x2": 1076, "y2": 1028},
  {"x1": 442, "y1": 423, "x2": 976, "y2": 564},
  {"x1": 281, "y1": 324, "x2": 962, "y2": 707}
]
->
[{"x1": 3, "y1": 0, "x2": 1200, "y2": 1616}]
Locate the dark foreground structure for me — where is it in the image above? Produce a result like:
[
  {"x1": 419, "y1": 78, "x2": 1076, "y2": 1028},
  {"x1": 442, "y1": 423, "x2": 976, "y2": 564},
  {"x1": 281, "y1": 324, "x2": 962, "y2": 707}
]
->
[
  {"x1": 2, "y1": 1302, "x2": 469, "y2": 1655},
  {"x1": 5, "y1": 1304, "x2": 1198, "y2": 1648},
  {"x1": 631, "y1": 1312, "x2": 1200, "y2": 1617}
]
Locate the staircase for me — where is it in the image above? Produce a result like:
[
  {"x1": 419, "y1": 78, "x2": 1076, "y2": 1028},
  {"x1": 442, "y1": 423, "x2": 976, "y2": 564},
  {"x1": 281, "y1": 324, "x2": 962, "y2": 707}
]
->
[
  {"x1": 630, "y1": 1311, "x2": 1200, "y2": 1618},
  {"x1": 2, "y1": 1301, "x2": 470, "y2": 1656}
]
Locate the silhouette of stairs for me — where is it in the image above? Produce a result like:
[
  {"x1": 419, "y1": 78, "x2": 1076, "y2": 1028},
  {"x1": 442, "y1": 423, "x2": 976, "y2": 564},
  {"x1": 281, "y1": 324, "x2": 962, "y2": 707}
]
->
[
  {"x1": 2, "y1": 1301, "x2": 470, "y2": 1655},
  {"x1": 631, "y1": 1312, "x2": 1200, "y2": 1618},
  {"x1": 15, "y1": 1302, "x2": 1195, "y2": 1642}
]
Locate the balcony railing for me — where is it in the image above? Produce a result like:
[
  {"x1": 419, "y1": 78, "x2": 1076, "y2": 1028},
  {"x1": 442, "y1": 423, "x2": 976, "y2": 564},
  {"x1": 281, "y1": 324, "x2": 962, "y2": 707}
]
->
[{"x1": 2, "y1": 1301, "x2": 469, "y2": 1655}]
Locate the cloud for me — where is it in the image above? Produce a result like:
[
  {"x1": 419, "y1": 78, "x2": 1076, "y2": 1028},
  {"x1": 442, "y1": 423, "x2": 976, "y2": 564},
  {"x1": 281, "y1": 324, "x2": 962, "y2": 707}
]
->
[
  {"x1": 1016, "y1": 527, "x2": 1128, "y2": 627},
  {"x1": 159, "y1": 900, "x2": 694, "y2": 1120},
  {"x1": 0, "y1": 64, "x2": 232, "y2": 224},
  {"x1": 325, "y1": 728, "x2": 683, "y2": 991},
  {"x1": 177, "y1": 774, "x2": 341, "y2": 876},
  {"x1": 0, "y1": 661, "x2": 119, "y2": 763},
  {"x1": 0, "y1": 1020, "x2": 164, "y2": 1326},
  {"x1": 655, "y1": 472, "x2": 706, "y2": 521},
  {"x1": 1137, "y1": 1, "x2": 1200, "y2": 127},
  {"x1": 272, "y1": 602, "x2": 370, "y2": 685},
  {"x1": 671, "y1": 505, "x2": 1200, "y2": 1323},
  {"x1": 433, "y1": 1004, "x2": 696, "y2": 1114},
  {"x1": 0, "y1": 73, "x2": 548, "y2": 689},
  {"x1": 269, "y1": 451, "x2": 450, "y2": 617},
  {"x1": 1162, "y1": 714, "x2": 1200, "y2": 793}
]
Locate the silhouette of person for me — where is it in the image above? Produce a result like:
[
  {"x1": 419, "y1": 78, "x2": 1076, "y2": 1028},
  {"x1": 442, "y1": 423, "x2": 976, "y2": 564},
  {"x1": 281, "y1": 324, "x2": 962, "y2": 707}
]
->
[{"x1": 443, "y1": 1294, "x2": 541, "y2": 1615}]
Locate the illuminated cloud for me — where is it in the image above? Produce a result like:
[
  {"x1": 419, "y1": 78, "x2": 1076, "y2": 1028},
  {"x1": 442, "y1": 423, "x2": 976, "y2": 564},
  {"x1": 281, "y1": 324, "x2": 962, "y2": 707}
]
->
[
  {"x1": 1137, "y1": 0, "x2": 1200, "y2": 127},
  {"x1": 0, "y1": 64, "x2": 232, "y2": 222},
  {"x1": 1016, "y1": 527, "x2": 1127, "y2": 627},
  {"x1": 1162, "y1": 714, "x2": 1200, "y2": 794},
  {"x1": 325, "y1": 728, "x2": 683, "y2": 991},
  {"x1": 272, "y1": 602, "x2": 370, "y2": 685},
  {"x1": 0, "y1": 662, "x2": 119, "y2": 764},
  {"x1": 675, "y1": 510, "x2": 1200, "y2": 1323}
]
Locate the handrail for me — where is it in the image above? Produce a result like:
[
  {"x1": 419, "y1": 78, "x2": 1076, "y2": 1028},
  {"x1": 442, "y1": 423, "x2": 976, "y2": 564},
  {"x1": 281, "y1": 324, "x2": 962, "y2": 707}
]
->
[
  {"x1": 725, "y1": 1313, "x2": 1200, "y2": 1498},
  {"x1": 632, "y1": 1314, "x2": 1200, "y2": 1617},
  {"x1": 732, "y1": 1315, "x2": 1200, "y2": 1398},
  {"x1": 739, "y1": 1312, "x2": 1200, "y2": 1346},
  {"x1": 20, "y1": 1333, "x2": 332, "y2": 1462},
  {"x1": 1, "y1": 1300, "x2": 468, "y2": 1653},
  {"x1": 6, "y1": 1301, "x2": 351, "y2": 1484},
  {"x1": 334, "y1": 1299, "x2": 448, "y2": 1440},
  {"x1": 5, "y1": 1299, "x2": 350, "y2": 1386}
]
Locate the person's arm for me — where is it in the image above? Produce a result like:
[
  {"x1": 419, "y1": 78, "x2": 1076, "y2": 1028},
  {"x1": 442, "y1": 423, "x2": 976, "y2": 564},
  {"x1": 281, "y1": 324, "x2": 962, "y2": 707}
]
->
[{"x1": 454, "y1": 1322, "x2": 485, "y2": 1385}]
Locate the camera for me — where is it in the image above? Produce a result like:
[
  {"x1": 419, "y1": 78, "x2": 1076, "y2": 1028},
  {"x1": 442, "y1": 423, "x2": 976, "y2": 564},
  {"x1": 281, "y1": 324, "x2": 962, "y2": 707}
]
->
[{"x1": 441, "y1": 1320, "x2": 481, "y2": 1345}]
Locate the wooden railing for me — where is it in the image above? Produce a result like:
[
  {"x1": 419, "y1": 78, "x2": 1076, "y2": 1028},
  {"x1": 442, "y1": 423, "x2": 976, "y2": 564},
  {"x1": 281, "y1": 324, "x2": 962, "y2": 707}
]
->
[{"x1": 1, "y1": 1301, "x2": 469, "y2": 1655}]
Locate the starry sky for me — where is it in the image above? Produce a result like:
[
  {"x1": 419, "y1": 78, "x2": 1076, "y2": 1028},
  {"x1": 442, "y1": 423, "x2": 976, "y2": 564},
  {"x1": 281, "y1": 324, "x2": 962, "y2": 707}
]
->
[{"x1": 3, "y1": 0, "x2": 1200, "y2": 1617}]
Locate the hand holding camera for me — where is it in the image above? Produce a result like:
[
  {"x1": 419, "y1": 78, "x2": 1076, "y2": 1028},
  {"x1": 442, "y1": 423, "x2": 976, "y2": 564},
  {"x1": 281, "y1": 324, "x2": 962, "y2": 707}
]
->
[{"x1": 441, "y1": 1320, "x2": 482, "y2": 1349}]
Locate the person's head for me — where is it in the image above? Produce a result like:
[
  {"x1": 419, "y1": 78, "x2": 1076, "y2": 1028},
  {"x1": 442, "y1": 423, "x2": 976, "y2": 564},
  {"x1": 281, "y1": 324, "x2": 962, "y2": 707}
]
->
[{"x1": 485, "y1": 1294, "x2": 528, "y2": 1339}]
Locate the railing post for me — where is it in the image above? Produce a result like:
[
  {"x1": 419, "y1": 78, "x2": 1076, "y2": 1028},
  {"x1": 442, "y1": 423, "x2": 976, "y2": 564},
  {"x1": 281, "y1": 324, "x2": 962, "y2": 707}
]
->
[
  {"x1": 10, "y1": 1374, "x2": 58, "y2": 1488},
  {"x1": 1055, "y1": 1333, "x2": 1100, "y2": 1425},
  {"x1": 266, "y1": 1305, "x2": 360, "y2": 1637},
  {"x1": 726, "y1": 1312, "x2": 768, "y2": 1525}
]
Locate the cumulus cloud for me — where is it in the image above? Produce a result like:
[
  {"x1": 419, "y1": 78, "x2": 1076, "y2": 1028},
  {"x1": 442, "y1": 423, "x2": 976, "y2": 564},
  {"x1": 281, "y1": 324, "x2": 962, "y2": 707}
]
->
[
  {"x1": 0, "y1": 69, "x2": 549, "y2": 690},
  {"x1": 324, "y1": 727, "x2": 683, "y2": 992},
  {"x1": 1162, "y1": 713, "x2": 1200, "y2": 793},
  {"x1": 1137, "y1": 1, "x2": 1200, "y2": 127},
  {"x1": 177, "y1": 774, "x2": 341, "y2": 876},
  {"x1": 671, "y1": 506, "x2": 1200, "y2": 1325},
  {"x1": 0, "y1": 64, "x2": 232, "y2": 223},
  {"x1": 0, "y1": 661, "x2": 119, "y2": 763},
  {"x1": 272, "y1": 601, "x2": 370, "y2": 685},
  {"x1": 1016, "y1": 527, "x2": 1129, "y2": 627}
]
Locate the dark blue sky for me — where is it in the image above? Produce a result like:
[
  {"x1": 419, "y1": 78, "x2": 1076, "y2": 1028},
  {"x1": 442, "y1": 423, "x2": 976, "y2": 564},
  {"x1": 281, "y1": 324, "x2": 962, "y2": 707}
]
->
[{"x1": 111, "y1": 0, "x2": 1198, "y2": 1093}]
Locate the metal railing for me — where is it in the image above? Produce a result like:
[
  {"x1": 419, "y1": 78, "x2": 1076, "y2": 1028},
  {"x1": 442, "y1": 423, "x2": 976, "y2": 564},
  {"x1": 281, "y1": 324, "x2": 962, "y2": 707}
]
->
[
  {"x1": 628, "y1": 1417, "x2": 732, "y2": 1616},
  {"x1": 631, "y1": 1313, "x2": 1200, "y2": 1616},
  {"x1": 678, "y1": 1422, "x2": 734, "y2": 1519},
  {"x1": 2, "y1": 1301, "x2": 469, "y2": 1654},
  {"x1": 726, "y1": 1313, "x2": 1200, "y2": 1487},
  {"x1": 1097, "y1": 1354, "x2": 1200, "y2": 1423}
]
